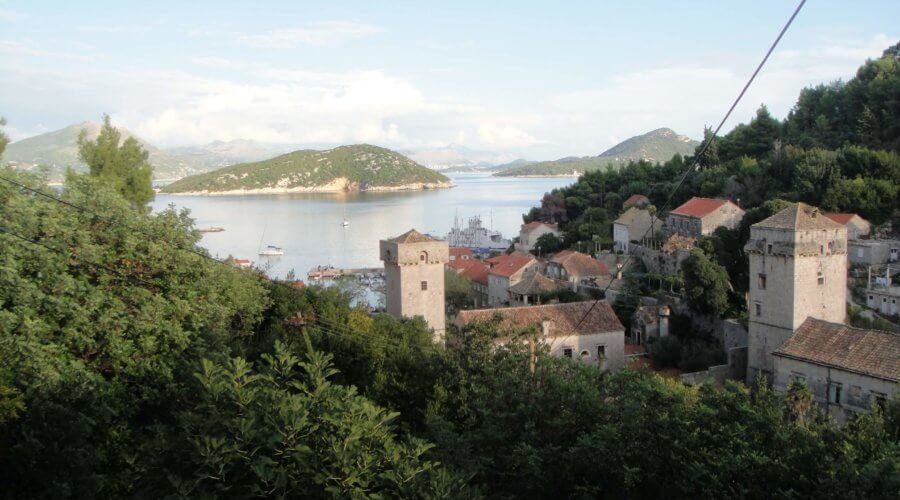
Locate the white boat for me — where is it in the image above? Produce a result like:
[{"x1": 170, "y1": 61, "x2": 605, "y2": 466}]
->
[
  {"x1": 259, "y1": 245, "x2": 284, "y2": 256},
  {"x1": 342, "y1": 206, "x2": 350, "y2": 227},
  {"x1": 445, "y1": 214, "x2": 511, "y2": 252}
]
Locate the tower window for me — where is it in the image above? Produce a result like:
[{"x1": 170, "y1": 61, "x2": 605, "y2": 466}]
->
[
  {"x1": 767, "y1": 244, "x2": 773, "y2": 254},
  {"x1": 817, "y1": 271, "x2": 825, "y2": 285},
  {"x1": 832, "y1": 383, "x2": 842, "y2": 405},
  {"x1": 597, "y1": 345, "x2": 606, "y2": 358},
  {"x1": 820, "y1": 245, "x2": 825, "y2": 255},
  {"x1": 421, "y1": 281, "x2": 428, "y2": 291},
  {"x1": 420, "y1": 251, "x2": 428, "y2": 262},
  {"x1": 755, "y1": 303, "x2": 761, "y2": 316},
  {"x1": 758, "y1": 274, "x2": 767, "y2": 290}
]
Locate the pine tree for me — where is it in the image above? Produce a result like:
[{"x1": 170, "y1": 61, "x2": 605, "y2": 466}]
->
[{"x1": 77, "y1": 115, "x2": 154, "y2": 210}]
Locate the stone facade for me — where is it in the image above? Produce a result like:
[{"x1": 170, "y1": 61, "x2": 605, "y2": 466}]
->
[
  {"x1": 380, "y1": 229, "x2": 449, "y2": 342},
  {"x1": 613, "y1": 207, "x2": 663, "y2": 253},
  {"x1": 866, "y1": 287, "x2": 899, "y2": 316},
  {"x1": 667, "y1": 197, "x2": 744, "y2": 238},
  {"x1": 849, "y1": 239, "x2": 900, "y2": 266},
  {"x1": 745, "y1": 204, "x2": 848, "y2": 384},
  {"x1": 516, "y1": 221, "x2": 561, "y2": 253}
]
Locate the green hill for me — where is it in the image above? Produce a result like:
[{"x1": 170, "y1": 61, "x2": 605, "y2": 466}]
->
[
  {"x1": 2, "y1": 121, "x2": 201, "y2": 181},
  {"x1": 161, "y1": 144, "x2": 452, "y2": 194},
  {"x1": 496, "y1": 128, "x2": 698, "y2": 176}
]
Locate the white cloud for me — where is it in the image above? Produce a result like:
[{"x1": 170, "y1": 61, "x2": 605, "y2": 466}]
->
[
  {"x1": 190, "y1": 56, "x2": 244, "y2": 70},
  {"x1": 238, "y1": 21, "x2": 383, "y2": 48}
]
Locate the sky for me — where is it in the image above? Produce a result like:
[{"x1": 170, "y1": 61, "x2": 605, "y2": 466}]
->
[{"x1": 1, "y1": 0, "x2": 897, "y2": 160}]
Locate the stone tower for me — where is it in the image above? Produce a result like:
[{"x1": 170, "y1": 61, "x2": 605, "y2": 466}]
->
[
  {"x1": 379, "y1": 229, "x2": 449, "y2": 342},
  {"x1": 745, "y1": 203, "x2": 847, "y2": 384}
]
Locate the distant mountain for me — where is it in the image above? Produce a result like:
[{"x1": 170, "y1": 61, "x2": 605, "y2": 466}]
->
[
  {"x1": 167, "y1": 139, "x2": 292, "y2": 171},
  {"x1": 403, "y1": 144, "x2": 520, "y2": 170},
  {"x1": 2, "y1": 121, "x2": 203, "y2": 181},
  {"x1": 441, "y1": 158, "x2": 536, "y2": 173},
  {"x1": 496, "y1": 128, "x2": 698, "y2": 177},
  {"x1": 161, "y1": 144, "x2": 452, "y2": 195}
]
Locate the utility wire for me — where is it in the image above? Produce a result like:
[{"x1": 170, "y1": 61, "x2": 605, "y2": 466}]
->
[{"x1": 568, "y1": 0, "x2": 807, "y2": 335}]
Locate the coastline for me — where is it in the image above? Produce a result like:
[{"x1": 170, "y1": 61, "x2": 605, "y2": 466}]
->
[
  {"x1": 162, "y1": 179, "x2": 456, "y2": 196},
  {"x1": 493, "y1": 174, "x2": 580, "y2": 178}
]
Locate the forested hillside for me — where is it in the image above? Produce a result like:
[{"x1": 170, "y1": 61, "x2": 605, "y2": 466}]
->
[{"x1": 162, "y1": 144, "x2": 450, "y2": 193}]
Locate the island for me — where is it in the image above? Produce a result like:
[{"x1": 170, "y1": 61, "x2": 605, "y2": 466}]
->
[{"x1": 160, "y1": 144, "x2": 454, "y2": 195}]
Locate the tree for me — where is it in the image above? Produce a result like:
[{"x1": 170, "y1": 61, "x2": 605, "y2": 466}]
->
[
  {"x1": 77, "y1": 115, "x2": 154, "y2": 209},
  {"x1": 681, "y1": 248, "x2": 730, "y2": 317},
  {"x1": 533, "y1": 232, "x2": 562, "y2": 256},
  {"x1": 445, "y1": 269, "x2": 473, "y2": 311},
  {"x1": 0, "y1": 117, "x2": 9, "y2": 157}
]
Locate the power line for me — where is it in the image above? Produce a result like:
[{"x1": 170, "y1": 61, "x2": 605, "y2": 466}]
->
[{"x1": 568, "y1": 0, "x2": 807, "y2": 334}]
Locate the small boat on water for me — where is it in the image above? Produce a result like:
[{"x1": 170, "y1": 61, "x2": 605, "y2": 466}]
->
[
  {"x1": 259, "y1": 245, "x2": 284, "y2": 256},
  {"x1": 198, "y1": 226, "x2": 225, "y2": 233}
]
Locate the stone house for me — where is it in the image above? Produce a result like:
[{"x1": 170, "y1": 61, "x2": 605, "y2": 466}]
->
[
  {"x1": 613, "y1": 207, "x2": 663, "y2": 253},
  {"x1": 380, "y1": 229, "x2": 449, "y2": 342},
  {"x1": 667, "y1": 197, "x2": 744, "y2": 238},
  {"x1": 848, "y1": 239, "x2": 900, "y2": 266},
  {"x1": 622, "y1": 193, "x2": 650, "y2": 210},
  {"x1": 773, "y1": 318, "x2": 899, "y2": 422},
  {"x1": 744, "y1": 203, "x2": 848, "y2": 384},
  {"x1": 449, "y1": 247, "x2": 474, "y2": 262},
  {"x1": 546, "y1": 250, "x2": 609, "y2": 290},
  {"x1": 632, "y1": 234, "x2": 695, "y2": 276},
  {"x1": 486, "y1": 253, "x2": 537, "y2": 306},
  {"x1": 630, "y1": 304, "x2": 670, "y2": 346},
  {"x1": 454, "y1": 301, "x2": 627, "y2": 370},
  {"x1": 515, "y1": 221, "x2": 561, "y2": 253},
  {"x1": 866, "y1": 286, "x2": 899, "y2": 316},
  {"x1": 824, "y1": 213, "x2": 871, "y2": 240},
  {"x1": 508, "y1": 272, "x2": 565, "y2": 306}
]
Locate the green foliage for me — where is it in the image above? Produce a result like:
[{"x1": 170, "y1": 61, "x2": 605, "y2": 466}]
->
[
  {"x1": 445, "y1": 269, "x2": 474, "y2": 311},
  {"x1": 77, "y1": 115, "x2": 155, "y2": 210},
  {"x1": 139, "y1": 342, "x2": 462, "y2": 498},
  {"x1": 648, "y1": 335, "x2": 682, "y2": 368},
  {"x1": 162, "y1": 144, "x2": 449, "y2": 193},
  {"x1": 532, "y1": 232, "x2": 562, "y2": 255},
  {"x1": 681, "y1": 248, "x2": 731, "y2": 316},
  {"x1": 0, "y1": 117, "x2": 8, "y2": 158}
]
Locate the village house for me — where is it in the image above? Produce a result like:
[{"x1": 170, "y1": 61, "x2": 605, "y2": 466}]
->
[
  {"x1": 613, "y1": 207, "x2": 663, "y2": 253},
  {"x1": 630, "y1": 304, "x2": 671, "y2": 346},
  {"x1": 773, "y1": 318, "x2": 899, "y2": 422},
  {"x1": 848, "y1": 239, "x2": 900, "y2": 266},
  {"x1": 867, "y1": 286, "x2": 899, "y2": 316},
  {"x1": 508, "y1": 272, "x2": 565, "y2": 306},
  {"x1": 380, "y1": 229, "x2": 449, "y2": 342},
  {"x1": 486, "y1": 253, "x2": 538, "y2": 306},
  {"x1": 454, "y1": 301, "x2": 627, "y2": 370},
  {"x1": 515, "y1": 221, "x2": 561, "y2": 253},
  {"x1": 824, "y1": 213, "x2": 871, "y2": 240},
  {"x1": 546, "y1": 250, "x2": 610, "y2": 291},
  {"x1": 622, "y1": 193, "x2": 650, "y2": 210},
  {"x1": 447, "y1": 258, "x2": 490, "y2": 307},
  {"x1": 449, "y1": 247, "x2": 475, "y2": 262},
  {"x1": 667, "y1": 197, "x2": 744, "y2": 238},
  {"x1": 634, "y1": 234, "x2": 695, "y2": 276}
]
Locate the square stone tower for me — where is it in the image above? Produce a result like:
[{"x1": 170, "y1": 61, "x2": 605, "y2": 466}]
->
[
  {"x1": 380, "y1": 229, "x2": 449, "y2": 342},
  {"x1": 744, "y1": 203, "x2": 847, "y2": 384}
]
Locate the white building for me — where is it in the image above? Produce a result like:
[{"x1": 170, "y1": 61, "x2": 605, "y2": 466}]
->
[
  {"x1": 485, "y1": 253, "x2": 537, "y2": 307},
  {"x1": 667, "y1": 197, "x2": 744, "y2": 238},
  {"x1": 380, "y1": 229, "x2": 449, "y2": 342},
  {"x1": 515, "y1": 221, "x2": 561, "y2": 254},
  {"x1": 454, "y1": 301, "x2": 627, "y2": 370},
  {"x1": 613, "y1": 207, "x2": 663, "y2": 253}
]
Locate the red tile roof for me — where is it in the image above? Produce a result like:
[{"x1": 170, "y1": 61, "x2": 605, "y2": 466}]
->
[
  {"x1": 774, "y1": 318, "x2": 900, "y2": 382},
  {"x1": 449, "y1": 247, "x2": 474, "y2": 259},
  {"x1": 448, "y1": 259, "x2": 490, "y2": 285},
  {"x1": 823, "y1": 212, "x2": 869, "y2": 226},
  {"x1": 455, "y1": 301, "x2": 625, "y2": 336},
  {"x1": 487, "y1": 253, "x2": 535, "y2": 278},
  {"x1": 388, "y1": 228, "x2": 437, "y2": 243},
  {"x1": 623, "y1": 194, "x2": 650, "y2": 206},
  {"x1": 550, "y1": 250, "x2": 609, "y2": 277},
  {"x1": 670, "y1": 197, "x2": 736, "y2": 218}
]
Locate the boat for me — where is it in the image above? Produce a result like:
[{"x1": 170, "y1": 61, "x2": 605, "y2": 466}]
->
[
  {"x1": 259, "y1": 245, "x2": 284, "y2": 256},
  {"x1": 342, "y1": 205, "x2": 350, "y2": 227},
  {"x1": 197, "y1": 226, "x2": 225, "y2": 233},
  {"x1": 445, "y1": 214, "x2": 511, "y2": 252}
]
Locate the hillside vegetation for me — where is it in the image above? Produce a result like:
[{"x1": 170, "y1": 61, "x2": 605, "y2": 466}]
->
[
  {"x1": 2, "y1": 121, "x2": 200, "y2": 181},
  {"x1": 497, "y1": 128, "x2": 698, "y2": 176},
  {"x1": 162, "y1": 144, "x2": 451, "y2": 193}
]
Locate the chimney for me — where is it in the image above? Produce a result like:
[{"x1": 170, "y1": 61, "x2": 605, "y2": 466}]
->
[
  {"x1": 541, "y1": 319, "x2": 552, "y2": 336},
  {"x1": 658, "y1": 305, "x2": 670, "y2": 337}
]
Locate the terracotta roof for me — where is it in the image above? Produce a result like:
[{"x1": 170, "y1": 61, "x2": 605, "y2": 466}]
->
[
  {"x1": 487, "y1": 253, "x2": 535, "y2": 278},
  {"x1": 456, "y1": 301, "x2": 625, "y2": 336},
  {"x1": 550, "y1": 250, "x2": 609, "y2": 277},
  {"x1": 448, "y1": 259, "x2": 490, "y2": 285},
  {"x1": 754, "y1": 203, "x2": 845, "y2": 231},
  {"x1": 623, "y1": 194, "x2": 650, "y2": 206},
  {"x1": 449, "y1": 247, "x2": 474, "y2": 259},
  {"x1": 824, "y1": 212, "x2": 869, "y2": 226},
  {"x1": 388, "y1": 228, "x2": 436, "y2": 244},
  {"x1": 521, "y1": 221, "x2": 558, "y2": 233},
  {"x1": 508, "y1": 272, "x2": 565, "y2": 295},
  {"x1": 774, "y1": 318, "x2": 900, "y2": 382},
  {"x1": 670, "y1": 197, "x2": 736, "y2": 218}
]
